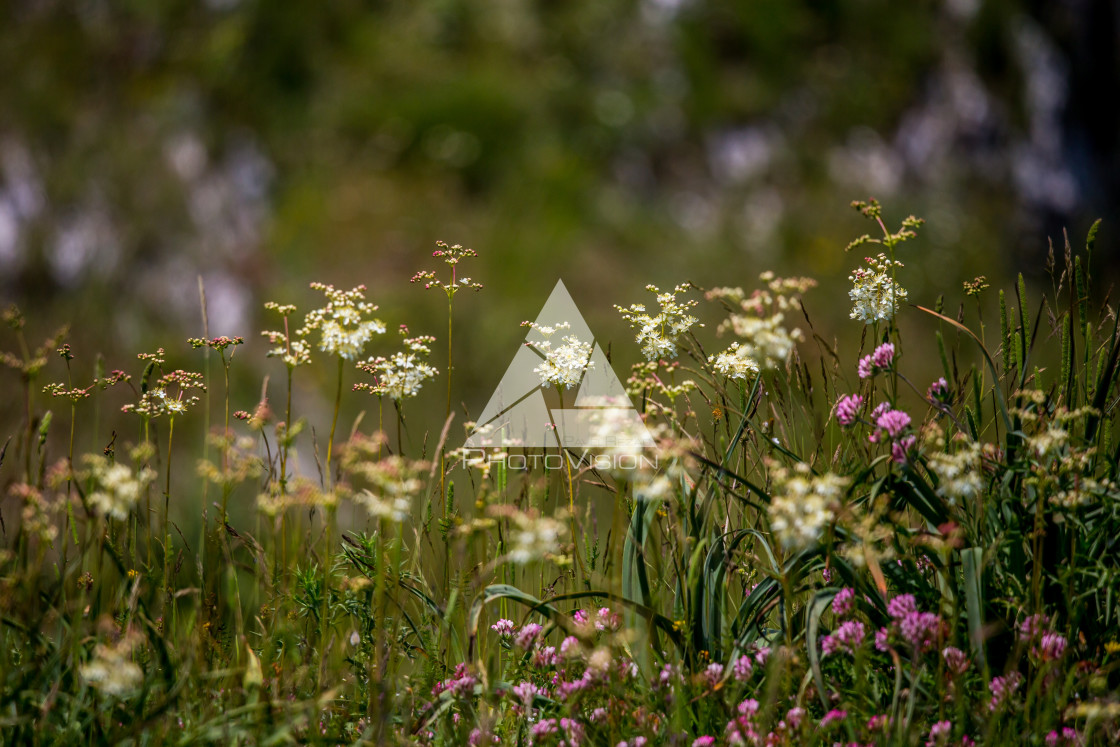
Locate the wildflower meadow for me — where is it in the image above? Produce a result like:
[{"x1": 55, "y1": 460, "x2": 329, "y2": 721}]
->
[{"x1": 3, "y1": 202, "x2": 1120, "y2": 746}]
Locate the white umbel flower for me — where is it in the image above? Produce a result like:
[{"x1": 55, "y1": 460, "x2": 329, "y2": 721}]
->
[
  {"x1": 80, "y1": 633, "x2": 144, "y2": 696},
  {"x1": 616, "y1": 284, "x2": 702, "y2": 361},
  {"x1": 299, "y1": 283, "x2": 386, "y2": 360},
  {"x1": 355, "y1": 489, "x2": 411, "y2": 523},
  {"x1": 525, "y1": 322, "x2": 594, "y2": 389},
  {"x1": 927, "y1": 441, "x2": 984, "y2": 505},
  {"x1": 709, "y1": 342, "x2": 761, "y2": 380},
  {"x1": 357, "y1": 335, "x2": 439, "y2": 401},
  {"x1": 509, "y1": 514, "x2": 567, "y2": 564},
  {"x1": 767, "y1": 461, "x2": 847, "y2": 551},
  {"x1": 848, "y1": 253, "x2": 908, "y2": 324},
  {"x1": 83, "y1": 455, "x2": 156, "y2": 521}
]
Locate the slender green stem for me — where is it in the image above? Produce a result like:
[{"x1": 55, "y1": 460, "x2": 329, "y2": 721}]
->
[{"x1": 326, "y1": 356, "x2": 343, "y2": 489}]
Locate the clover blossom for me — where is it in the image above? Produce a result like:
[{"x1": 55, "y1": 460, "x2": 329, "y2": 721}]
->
[
  {"x1": 835, "y1": 394, "x2": 864, "y2": 427},
  {"x1": 858, "y1": 342, "x2": 896, "y2": 378},
  {"x1": 821, "y1": 620, "x2": 866, "y2": 656}
]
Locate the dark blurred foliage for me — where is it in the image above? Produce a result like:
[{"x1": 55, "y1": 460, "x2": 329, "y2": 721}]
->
[{"x1": 1, "y1": 0, "x2": 1118, "y2": 437}]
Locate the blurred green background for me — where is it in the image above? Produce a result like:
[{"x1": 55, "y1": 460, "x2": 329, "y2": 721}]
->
[{"x1": 2, "y1": 0, "x2": 1118, "y2": 449}]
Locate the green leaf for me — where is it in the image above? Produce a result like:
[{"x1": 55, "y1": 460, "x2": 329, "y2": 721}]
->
[
  {"x1": 961, "y1": 547, "x2": 987, "y2": 675},
  {"x1": 806, "y1": 589, "x2": 838, "y2": 711}
]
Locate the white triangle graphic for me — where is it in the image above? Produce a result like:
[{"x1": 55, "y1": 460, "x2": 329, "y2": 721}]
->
[{"x1": 464, "y1": 280, "x2": 655, "y2": 449}]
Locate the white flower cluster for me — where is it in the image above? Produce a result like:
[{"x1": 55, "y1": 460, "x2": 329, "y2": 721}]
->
[
  {"x1": 1027, "y1": 425, "x2": 1069, "y2": 459},
  {"x1": 708, "y1": 273, "x2": 813, "y2": 369},
  {"x1": 299, "y1": 283, "x2": 386, "y2": 360},
  {"x1": 509, "y1": 512, "x2": 567, "y2": 564},
  {"x1": 927, "y1": 441, "x2": 984, "y2": 505},
  {"x1": 83, "y1": 454, "x2": 156, "y2": 521},
  {"x1": 848, "y1": 253, "x2": 908, "y2": 324},
  {"x1": 348, "y1": 456, "x2": 424, "y2": 523},
  {"x1": 616, "y1": 284, "x2": 701, "y2": 361},
  {"x1": 1052, "y1": 476, "x2": 1116, "y2": 509},
  {"x1": 357, "y1": 336, "x2": 439, "y2": 401},
  {"x1": 526, "y1": 322, "x2": 593, "y2": 389},
  {"x1": 708, "y1": 341, "x2": 761, "y2": 380},
  {"x1": 354, "y1": 489, "x2": 411, "y2": 523},
  {"x1": 767, "y1": 461, "x2": 847, "y2": 551},
  {"x1": 80, "y1": 633, "x2": 144, "y2": 696},
  {"x1": 262, "y1": 302, "x2": 313, "y2": 368}
]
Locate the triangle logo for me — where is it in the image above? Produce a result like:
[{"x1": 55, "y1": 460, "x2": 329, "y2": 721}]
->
[{"x1": 464, "y1": 280, "x2": 655, "y2": 450}]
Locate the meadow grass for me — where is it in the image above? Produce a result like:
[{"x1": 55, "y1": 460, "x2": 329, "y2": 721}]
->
[{"x1": 1, "y1": 201, "x2": 1118, "y2": 745}]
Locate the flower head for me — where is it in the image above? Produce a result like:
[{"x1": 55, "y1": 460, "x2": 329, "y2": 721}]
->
[
  {"x1": 616, "y1": 283, "x2": 701, "y2": 361},
  {"x1": 709, "y1": 342, "x2": 761, "y2": 380},
  {"x1": 355, "y1": 334, "x2": 439, "y2": 400},
  {"x1": 849, "y1": 253, "x2": 908, "y2": 324},
  {"x1": 298, "y1": 283, "x2": 385, "y2": 360},
  {"x1": 523, "y1": 322, "x2": 593, "y2": 389},
  {"x1": 767, "y1": 461, "x2": 848, "y2": 551},
  {"x1": 835, "y1": 394, "x2": 864, "y2": 427}
]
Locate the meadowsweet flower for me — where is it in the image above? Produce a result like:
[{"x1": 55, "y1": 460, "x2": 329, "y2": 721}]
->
[
  {"x1": 522, "y1": 321, "x2": 593, "y2": 389},
  {"x1": 80, "y1": 632, "x2": 144, "y2": 696},
  {"x1": 709, "y1": 342, "x2": 760, "y2": 380},
  {"x1": 353, "y1": 489, "x2": 410, "y2": 523},
  {"x1": 262, "y1": 302, "x2": 312, "y2": 367},
  {"x1": 767, "y1": 461, "x2": 848, "y2": 551},
  {"x1": 849, "y1": 253, "x2": 908, "y2": 324},
  {"x1": 355, "y1": 334, "x2": 438, "y2": 400},
  {"x1": 298, "y1": 283, "x2": 385, "y2": 361},
  {"x1": 835, "y1": 394, "x2": 864, "y2": 427},
  {"x1": 122, "y1": 366, "x2": 205, "y2": 418},
  {"x1": 616, "y1": 283, "x2": 701, "y2": 361},
  {"x1": 411, "y1": 241, "x2": 484, "y2": 298},
  {"x1": 506, "y1": 510, "x2": 567, "y2": 564},
  {"x1": 1028, "y1": 425, "x2": 1069, "y2": 459},
  {"x1": 708, "y1": 275, "x2": 814, "y2": 368},
  {"x1": 927, "y1": 440, "x2": 984, "y2": 505},
  {"x1": 345, "y1": 455, "x2": 425, "y2": 522},
  {"x1": 82, "y1": 454, "x2": 156, "y2": 521}
]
